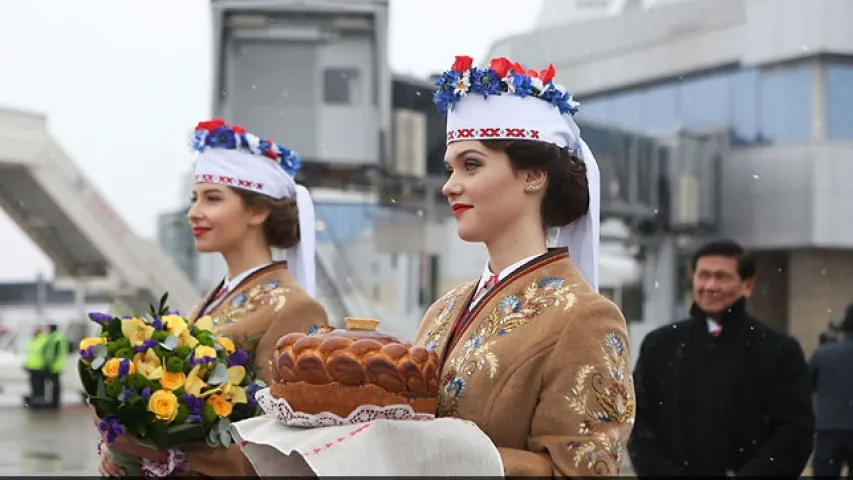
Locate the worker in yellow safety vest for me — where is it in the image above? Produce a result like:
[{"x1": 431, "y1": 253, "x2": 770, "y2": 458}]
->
[
  {"x1": 23, "y1": 327, "x2": 48, "y2": 408},
  {"x1": 42, "y1": 324, "x2": 69, "y2": 410}
]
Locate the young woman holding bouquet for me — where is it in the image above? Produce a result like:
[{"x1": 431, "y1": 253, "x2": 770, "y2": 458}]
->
[
  {"x1": 96, "y1": 119, "x2": 328, "y2": 477},
  {"x1": 412, "y1": 55, "x2": 635, "y2": 476}
]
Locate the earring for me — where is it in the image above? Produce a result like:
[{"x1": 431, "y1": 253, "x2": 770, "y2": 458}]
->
[{"x1": 527, "y1": 186, "x2": 535, "y2": 191}]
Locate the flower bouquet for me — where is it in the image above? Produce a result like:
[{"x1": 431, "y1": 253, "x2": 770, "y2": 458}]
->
[{"x1": 78, "y1": 294, "x2": 266, "y2": 477}]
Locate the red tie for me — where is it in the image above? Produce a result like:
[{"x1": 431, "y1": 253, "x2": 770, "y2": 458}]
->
[{"x1": 711, "y1": 329, "x2": 722, "y2": 337}]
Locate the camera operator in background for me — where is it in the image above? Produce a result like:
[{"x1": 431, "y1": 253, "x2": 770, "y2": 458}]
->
[
  {"x1": 809, "y1": 304, "x2": 853, "y2": 478},
  {"x1": 819, "y1": 320, "x2": 841, "y2": 345}
]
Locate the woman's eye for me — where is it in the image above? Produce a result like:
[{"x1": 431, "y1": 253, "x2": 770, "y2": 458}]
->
[{"x1": 464, "y1": 160, "x2": 480, "y2": 170}]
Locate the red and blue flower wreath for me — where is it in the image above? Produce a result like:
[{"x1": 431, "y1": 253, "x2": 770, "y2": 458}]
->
[
  {"x1": 191, "y1": 118, "x2": 303, "y2": 177},
  {"x1": 433, "y1": 55, "x2": 581, "y2": 117}
]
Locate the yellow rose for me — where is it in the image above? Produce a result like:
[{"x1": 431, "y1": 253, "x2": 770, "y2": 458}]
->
[
  {"x1": 147, "y1": 390, "x2": 179, "y2": 423},
  {"x1": 194, "y1": 346, "x2": 217, "y2": 361},
  {"x1": 102, "y1": 358, "x2": 122, "y2": 379},
  {"x1": 79, "y1": 337, "x2": 106, "y2": 351},
  {"x1": 160, "y1": 370, "x2": 186, "y2": 391},
  {"x1": 101, "y1": 358, "x2": 135, "y2": 383},
  {"x1": 206, "y1": 394, "x2": 233, "y2": 418},
  {"x1": 162, "y1": 315, "x2": 188, "y2": 336},
  {"x1": 216, "y1": 337, "x2": 235, "y2": 354}
]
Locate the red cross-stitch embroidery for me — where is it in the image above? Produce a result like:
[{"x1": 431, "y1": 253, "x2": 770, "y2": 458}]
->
[
  {"x1": 195, "y1": 173, "x2": 265, "y2": 192},
  {"x1": 447, "y1": 127, "x2": 546, "y2": 141},
  {"x1": 300, "y1": 423, "x2": 373, "y2": 458}
]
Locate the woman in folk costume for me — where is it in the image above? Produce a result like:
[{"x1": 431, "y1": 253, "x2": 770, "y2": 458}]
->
[
  {"x1": 413, "y1": 55, "x2": 636, "y2": 476},
  {"x1": 96, "y1": 118, "x2": 328, "y2": 477}
]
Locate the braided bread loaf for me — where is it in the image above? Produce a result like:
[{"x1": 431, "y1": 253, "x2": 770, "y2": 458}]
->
[{"x1": 271, "y1": 318, "x2": 440, "y2": 417}]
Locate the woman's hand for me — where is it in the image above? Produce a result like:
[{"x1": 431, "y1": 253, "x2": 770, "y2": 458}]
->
[
  {"x1": 98, "y1": 449, "x2": 124, "y2": 477},
  {"x1": 91, "y1": 408, "x2": 168, "y2": 462}
]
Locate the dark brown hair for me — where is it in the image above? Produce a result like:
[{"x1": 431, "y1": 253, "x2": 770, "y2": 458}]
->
[
  {"x1": 481, "y1": 140, "x2": 589, "y2": 228},
  {"x1": 232, "y1": 188, "x2": 300, "y2": 249}
]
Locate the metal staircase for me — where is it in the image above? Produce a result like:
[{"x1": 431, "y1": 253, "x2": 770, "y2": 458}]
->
[{"x1": 0, "y1": 107, "x2": 199, "y2": 314}]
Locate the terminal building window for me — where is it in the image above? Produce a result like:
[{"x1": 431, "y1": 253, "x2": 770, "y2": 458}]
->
[
  {"x1": 323, "y1": 68, "x2": 361, "y2": 105},
  {"x1": 758, "y1": 66, "x2": 812, "y2": 143},
  {"x1": 826, "y1": 64, "x2": 853, "y2": 140},
  {"x1": 577, "y1": 65, "x2": 813, "y2": 146}
]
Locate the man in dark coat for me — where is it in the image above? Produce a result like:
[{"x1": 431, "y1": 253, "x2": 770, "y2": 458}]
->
[{"x1": 628, "y1": 239, "x2": 814, "y2": 478}]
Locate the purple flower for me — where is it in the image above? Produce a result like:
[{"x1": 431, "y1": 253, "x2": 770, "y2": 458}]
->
[
  {"x1": 190, "y1": 355, "x2": 217, "y2": 368},
  {"x1": 183, "y1": 393, "x2": 202, "y2": 415},
  {"x1": 80, "y1": 346, "x2": 95, "y2": 360},
  {"x1": 141, "y1": 387, "x2": 151, "y2": 401},
  {"x1": 133, "y1": 338, "x2": 159, "y2": 353},
  {"x1": 98, "y1": 416, "x2": 126, "y2": 444},
  {"x1": 151, "y1": 317, "x2": 164, "y2": 331},
  {"x1": 167, "y1": 310, "x2": 180, "y2": 315},
  {"x1": 187, "y1": 415, "x2": 202, "y2": 423},
  {"x1": 87, "y1": 312, "x2": 114, "y2": 325},
  {"x1": 117, "y1": 359, "x2": 132, "y2": 379},
  {"x1": 119, "y1": 387, "x2": 132, "y2": 403},
  {"x1": 226, "y1": 349, "x2": 250, "y2": 367}
]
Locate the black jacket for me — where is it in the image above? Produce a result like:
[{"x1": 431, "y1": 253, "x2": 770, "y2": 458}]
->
[
  {"x1": 627, "y1": 298, "x2": 814, "y2": 478},
  {"x1": 809, "y1": 336, "x2": 853, "y2": 431}
]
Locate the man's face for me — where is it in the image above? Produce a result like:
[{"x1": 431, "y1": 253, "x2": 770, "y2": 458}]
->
[{"x1": 692, "y1": 255, "x2": 754, "y2": 315}]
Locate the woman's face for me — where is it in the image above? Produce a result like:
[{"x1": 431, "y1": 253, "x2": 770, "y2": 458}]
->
[
  {"x1": 442, "y1": 140, "x2": 542, "y2": 244},
  {"x1": 186, "y1": 184, "x2": 265, "y2": 253}
]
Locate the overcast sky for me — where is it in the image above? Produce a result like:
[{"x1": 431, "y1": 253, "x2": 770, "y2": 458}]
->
[{"x1": 0, "y1": 0, "x2": 544, "y2": 281}]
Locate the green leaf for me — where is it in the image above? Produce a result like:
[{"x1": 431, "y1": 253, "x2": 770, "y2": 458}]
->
[
  {"x1": 92, "y1": 344, "x2": 108, "y2": 359},
  {"x1": 219, "y1": 430, "x2": 232, "y2": 448},
  {"x1": 96, "y1": 377, "x2": 107, "y2": 398},
  {"x1": 164, "y1": 422, "x2": 206, "y2": 447},
  {"x1": 161, "y1": 335, "x2": 179, "y2": 350},
  {"x1": 148, "y1": 421, "x2": 169, "y2": 452},
  {"x1": 207, "y1": 363, "x2": 227, "y2": 386},
  {"x1": 77, "y1": 361, "x2": 98, "y2": 395},
  {"x1": 206, "y1": 426, "x2": 220, "y2": 447},
  {"x1": 216, "y1": 418, "x2": 232, "y2": 434}
]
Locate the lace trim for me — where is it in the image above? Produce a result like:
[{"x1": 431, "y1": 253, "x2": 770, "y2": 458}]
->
[
  {"x1": 256, "y1": 387, "x2": 435, "y2": 427},
  {"x1": 96, "y1": 437, "x2": 187, "y2": 478}
]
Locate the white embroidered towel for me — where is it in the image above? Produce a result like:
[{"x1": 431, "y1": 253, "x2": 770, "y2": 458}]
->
[{"x1": 230, "y1": 416, "x2": 505, "y2": 477}]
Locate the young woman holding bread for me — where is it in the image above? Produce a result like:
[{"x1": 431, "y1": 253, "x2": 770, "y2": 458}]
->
[
  {"x1": 412, "y1": 55, "x2": 636, "y2": 476},
  {"x1": 95, "y1": 119, "x2": 328, "y2": 477}
]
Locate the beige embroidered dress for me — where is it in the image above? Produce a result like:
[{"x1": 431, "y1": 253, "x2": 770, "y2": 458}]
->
[
  {"x1": 182, "y1": 261, "x2": 329, "y2": 477},
  {"x1": 413, "y1": 248, "x2": 636, "y2": 476}
]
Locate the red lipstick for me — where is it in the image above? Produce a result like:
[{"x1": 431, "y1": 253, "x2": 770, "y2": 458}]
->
[
  {"x1": 192, "y1": 227, "x2": 211, "y2": 238},
  {"x1": 451, "y1": 203, "x2": 472, "y2": 218}
]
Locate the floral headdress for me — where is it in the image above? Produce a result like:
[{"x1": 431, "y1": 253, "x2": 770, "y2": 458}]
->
[
  {"x1": 191, "y1": 118, "x2": 302, "y2": 178},
  {"x1": 433, "y1": 55, "x2": 580, "y2": 117}
]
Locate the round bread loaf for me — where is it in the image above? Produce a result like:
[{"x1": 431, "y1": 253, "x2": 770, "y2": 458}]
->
[{"x1": 271, "y1": 318, "x2": 440, "y2": 418}]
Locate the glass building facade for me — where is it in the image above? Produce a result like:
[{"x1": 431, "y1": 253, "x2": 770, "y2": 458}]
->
[{"x1": 577, "y1": 62, "x2": 836, "y2": 146}]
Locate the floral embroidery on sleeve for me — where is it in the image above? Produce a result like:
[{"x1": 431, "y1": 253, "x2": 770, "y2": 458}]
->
[{"x1": 564, "y1": 332, "x2": 635, "y2": 475}]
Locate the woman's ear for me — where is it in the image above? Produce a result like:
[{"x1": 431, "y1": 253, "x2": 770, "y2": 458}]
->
[
  {"x1": 523, "y1": 169, "x2": 548, "y2": 193},
  {"x1": 246, "y1": 204, "x2": 271, "y2": 228}
]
